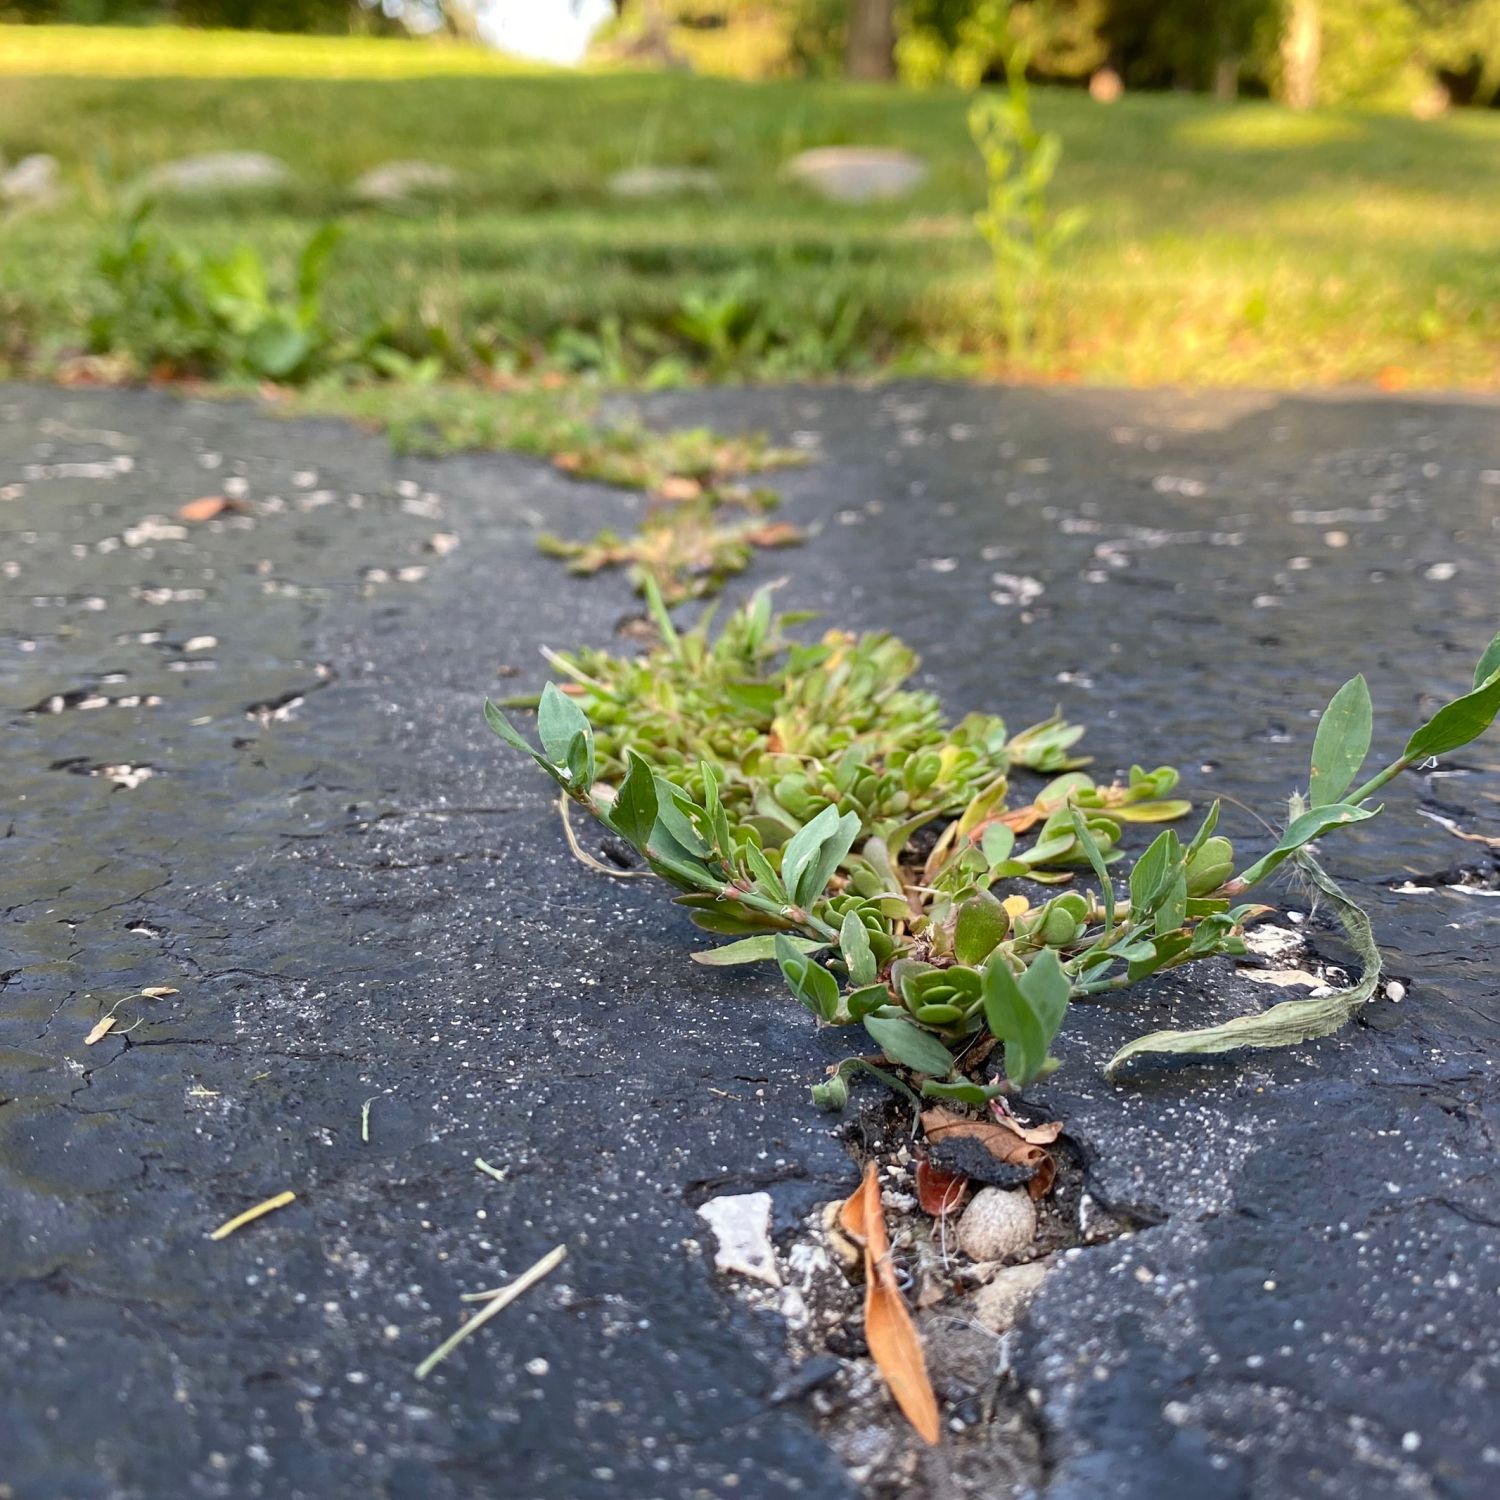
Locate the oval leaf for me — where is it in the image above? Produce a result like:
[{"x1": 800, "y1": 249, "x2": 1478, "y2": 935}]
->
[
  {"x1": 1308, "y1": 674, "x2": 1372, "y2": 807},
  {"x1": 863, "y1": 1015, "x2": 957, "y2": 1077},
  {"x1": 1404, "y1": 671, "x2": 1500, "y2": 763}
]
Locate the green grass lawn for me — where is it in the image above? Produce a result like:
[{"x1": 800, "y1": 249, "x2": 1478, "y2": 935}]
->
[{"x1": 3, "y1": 23, "x2": 1499, "y2": 389}]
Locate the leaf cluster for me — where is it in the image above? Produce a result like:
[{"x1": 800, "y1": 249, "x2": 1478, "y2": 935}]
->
[{"x1": 487, "y1": 589, "x2": 1500, "y2": 1104}]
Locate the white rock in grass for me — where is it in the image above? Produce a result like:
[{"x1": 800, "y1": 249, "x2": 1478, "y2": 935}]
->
[
  {"x1": 608, "y1": 165, "x2": 720, "y2": 198},
  {"x1": 144, "y1": 151, "x2": 292, "y2": 195},
  {"x1": 957, "y1": 1187, "x2": 1037, "y2": 1263},
  {"x1": 697, "y1": 1191, "x2": 781, "y2": 1286},
  {"x1": 353, "y1": 160, "x2": 460, "y2": 202},
  {"x1": 785, "y1": 147, "x2": 927, "y2": 203},
  {"x1": 969, "y1": 1260, "x2": 1049, "y2": 1333},
  {"x1": 1, "y1": 154, "x2": 60, "y2": 206}
]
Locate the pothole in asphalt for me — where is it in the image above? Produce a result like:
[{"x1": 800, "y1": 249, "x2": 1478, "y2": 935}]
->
[{"x1": 692, "y1": 1094, "x2": 1150, "y2": 1499}]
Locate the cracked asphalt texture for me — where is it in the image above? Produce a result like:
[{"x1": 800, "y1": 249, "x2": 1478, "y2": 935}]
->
[{"x1": 2, "y1": 381, "x2": 1498, "y2": 1500}]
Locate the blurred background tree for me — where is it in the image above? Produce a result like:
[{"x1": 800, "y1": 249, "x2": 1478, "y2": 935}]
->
[{"x1": 5, "y1": 0, "x2": 1500, "y2": 112}]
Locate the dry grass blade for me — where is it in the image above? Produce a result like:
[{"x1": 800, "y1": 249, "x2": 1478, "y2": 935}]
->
[
  {"x1": 416, "y1": 1244, "x2": 567, "y2": 1379},
  {"x1": 209, "y1": 1190, "x2": 296, "y2": 1240},
  {"x1": 839, "y1": 1162, "x2": 941, "y2": 1446}
]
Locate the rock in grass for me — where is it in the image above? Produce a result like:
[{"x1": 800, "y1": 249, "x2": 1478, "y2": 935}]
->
[
  {"x1": 785, "y1": 147, "x2": 927, "y2": 203},
  {"x1": 1, "y1": 153, "x2": 60, "y2": 206},
  {"x1": 969, "y1": 1259, "x2": 1049, "y2": 1332},
  {"x1": 956, "y1": 1187, "x2": 1037, "y2": 1263},
  {"x1": 143, "y1": 151, "x2": 293, "y2": 195},
  {"x1": 607, "y1": 165, "x2": 720, "y2": 199},
  {"x1": 353, "y1": 160, "x2": 460, "y2": 202}
]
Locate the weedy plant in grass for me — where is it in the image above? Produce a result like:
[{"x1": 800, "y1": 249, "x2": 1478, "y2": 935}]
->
[
  {"x1": 486, "y1": 582, "x2": 1500, "y2": 1107},
  {"x1": 89, "y1": 203, "x2": 347, "y2": 383},
  {"x1": 970, "y1": 41, "x2": 1086, "y2": 365}
]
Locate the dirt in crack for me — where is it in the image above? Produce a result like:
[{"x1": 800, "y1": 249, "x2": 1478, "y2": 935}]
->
[{"x1": 696, "y1": 1089, "x2": 1150, "y2": 1499}]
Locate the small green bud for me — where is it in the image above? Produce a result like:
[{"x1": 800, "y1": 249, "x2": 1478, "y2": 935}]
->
[{"x1": 1186, "y1": 836, "x2": 1234, "y2": 896}]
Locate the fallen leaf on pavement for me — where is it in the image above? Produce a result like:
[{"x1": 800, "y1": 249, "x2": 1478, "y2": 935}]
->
[
  {"x1": 178, "y1": 496, "x2": 241, "y2": 522},
  {"x1": 840, "y1": 1161, "x2": 940, "y2": 1446},
  {"x1": 915, "y1": 1157, "x2": 969, "y2": 1217},
  {"x1": 656, "y1": 475, "x2": 702, "y2": 502},
  {"x1": 922, "y1": 1106, "x2": 1060, "y2": 1199},
  {"x1": 743, "y1": 521, "x2": 803, "y2": 549}
]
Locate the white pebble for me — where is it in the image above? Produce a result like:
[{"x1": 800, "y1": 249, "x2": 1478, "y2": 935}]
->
[{"x1": 957, "y1": 1187, "x2": 1037, "y2": 1263}]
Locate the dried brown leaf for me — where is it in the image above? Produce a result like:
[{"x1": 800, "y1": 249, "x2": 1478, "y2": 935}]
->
[
  {"x1": 84, "y1": 1015, "x2": 117, "y2": 1046},
  {"x1": 178, "y1": 496, "x2": 241, "y2": 522},
  {"x1": 656, "y1": 475, "x2": 703, "y2": 502},
  {"x1": 921, "y1": 1107, "x2": 1059, "y2": 1199},
  {"x1": 915, "y1": 1158, "x2": 969, "y2": 1217},
  {"x1": 839, "y1": 1162, "x2": 941, "y2": 1446}
]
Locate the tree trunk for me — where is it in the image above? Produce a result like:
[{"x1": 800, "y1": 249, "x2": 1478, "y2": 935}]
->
[
  {"x1": 845, "y1": 0, "x2": 896, "y2": 81},
  {"x1": 1281, "y1": 0, "x2": 1321, "y2": 111},
  {"x1": 1213, "y1": 53, "x2": 1240, "y2": 102}
]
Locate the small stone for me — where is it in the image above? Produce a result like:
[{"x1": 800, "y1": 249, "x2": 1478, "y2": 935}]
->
[
  {"x1": 956, "y1": 1187, "x2": 1036, "y2": 1263},
  {"x1": 697, "y1": 1191, "x2": 781, "y2": 1286},
  {"x1": 353, "y1": 160, "x2": 459, "y2": 202},
  {"x1": 968, "y1": 1260, "x2": 1049, "y2": 1333},
  {"x1": 607, "y1": 165, "x2": 720, "y2": 198},
  {"x1": 785, "y1": 147, "x2": 927, "y2": 203},
  {"x1": 143, "y1": 151, "x2": 292, "y2": 196},
  {"x1": 1, "y1": 153, "x2": 61, "y2": 206}
]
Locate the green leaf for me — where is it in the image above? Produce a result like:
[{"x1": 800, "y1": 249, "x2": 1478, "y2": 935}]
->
[
  {"x1": 685, "y1": 906, "x2": 780, "y2": 937},
  {"x1": 1068, "y1": 808, "x2": 1114, "y2": 937},
  {"x1": 846, "y1": 982, "x2": 890, "y2": 1019},
  {"x1": 699, "y1": 761, "x2": 733, "y2": 858},
  {"x1": 1403, "y1": 670, "x2": 1500, "y2": 762},
  {"x1": 1308, "y1": 674, "x2": 1372, "y2": 807},
  {"x1": 483, "y1": 698, "x2": 566, "y2": 787},
  {"x1": 1472, "y1": 629, "x2": 1500, "y2": 690},
  {"x1": 1128, "y1": 829, "x2": 1180, "y2": 915},
  {"x1": 537, "y1": 682, "x2": 592, "y2": 768},
  {"x1": 607, "y1": 750, "x2": 658, "y2": 851},
  {"x1": 795, "y1": 809, "x2": 862, "y2": 909},
  {"x1": 921, "y1": 1079, "x2": 1007, "y2": 1106},
  {"x1": 741, "y1": 841, "x2": 788, "y2": 902},
  {"x1": 779, "y1": 805, "x2": 841, "y2": 909},
  {"x1": 952, "y1": 890, "x2": 1009, "y2": 966},
  {"x1": 483, "y1": 697, "x2": 537, "y2": 757},
  {"x1": 244, "y1": 318, "x2": 310, "y2": 380},
  {"x1": 296, "y1": 222, "x2": 341, "y2": 322},
  {"x1": 1236, "y1": 802, "x2": 1378, "y2": 888},
  {"x1": 693, "y1": 934, "x2": 824, "y2": 967},
  {"x1": 1184, "y1": 799, "x2": 1221, "y2": 859},
  {"x1": 980, "y1": 822, "x2": 1015, "y2": 867},
  {"x1": 564, "y1": 729, "x2": 594, "y2": 794},
  {"x1": 1112, "y1": 799, "x2": 1193, "y2": 823},
  {"x1": 811, "y1": 1074, "x2": 849, "y2": 1111},
  {"x1": 651, "y1": 776, "x2": 712, "y2": 859},
  {"x1": 775, "y1": 935, "x2": 840, "y2": 1021},
  {"x1": 1108, "y1": 850, "x2": 1383, "y2": 1079},
  {"x1": 982, "y1": 949, "x2": 1070, "y2": 1090},
  {"x1": 1154, "y1": 871, "x2": 1188, "y2": 936},
  {"x1": 839, "y1": 910, "x2": 877, "y2": 987},
  {"x1": 862, "y1": 1014, "x2": 957, "y2": 1077}
]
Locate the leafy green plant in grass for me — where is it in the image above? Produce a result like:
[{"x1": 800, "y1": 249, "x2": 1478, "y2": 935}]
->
[
  {"x1": 969, "y1": 40, "x2": 1086, "y2": 365},
  {"x1": 487, "y1": 587, "x2": 1500, "y2": 1105},
  {"x1": 88, "y1": 203, "x2": 372, "y2": 383}
]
